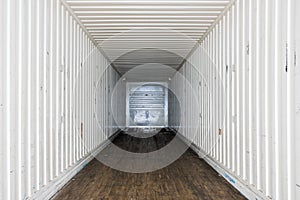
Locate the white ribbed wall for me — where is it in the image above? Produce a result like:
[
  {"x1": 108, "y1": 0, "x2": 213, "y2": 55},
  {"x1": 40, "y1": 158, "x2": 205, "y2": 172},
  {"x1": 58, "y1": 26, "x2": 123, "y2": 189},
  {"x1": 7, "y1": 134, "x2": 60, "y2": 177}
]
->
[
  {"x1": 0, "y1": 0, "x2": 119, "y2": 199},
  {"x1": 1, "y1": 0, "x2": 300, "y2": 200},
  {"x1": 170, "y1": 0, "x2": 300, "y2": 199}
]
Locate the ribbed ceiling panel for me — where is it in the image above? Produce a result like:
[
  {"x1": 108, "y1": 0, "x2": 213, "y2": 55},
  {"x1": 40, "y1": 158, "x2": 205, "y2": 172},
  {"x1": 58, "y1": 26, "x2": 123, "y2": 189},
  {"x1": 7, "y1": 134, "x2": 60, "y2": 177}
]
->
[{"x1": 65, "y1": 0, "x2": 231, "y2": 75}]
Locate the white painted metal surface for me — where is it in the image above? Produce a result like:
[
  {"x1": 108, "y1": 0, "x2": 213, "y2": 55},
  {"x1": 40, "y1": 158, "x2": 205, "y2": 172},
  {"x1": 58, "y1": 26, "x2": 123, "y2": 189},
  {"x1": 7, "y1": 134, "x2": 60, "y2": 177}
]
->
[
  {"x1": 64, "y1": 0, "x2": 231, "y2": 75},
  {"x1": 126, "y1": 82, "x2": 168, "y2": 128},
  {"x1": 0, "y1": 0, "x2": 119, "y2": 199},
  {"x1": 1, "y1": 0, "x2": 300, "y2": 200},
  {"x1": 294, "y1": 1, "x2": 300, "y2": 199},
  {"x1": 169, "y1": 0, "x2": 300, "y2": 199},
  {"x1": 65, "y1": 0, "x2": 229, "y2": 42}
]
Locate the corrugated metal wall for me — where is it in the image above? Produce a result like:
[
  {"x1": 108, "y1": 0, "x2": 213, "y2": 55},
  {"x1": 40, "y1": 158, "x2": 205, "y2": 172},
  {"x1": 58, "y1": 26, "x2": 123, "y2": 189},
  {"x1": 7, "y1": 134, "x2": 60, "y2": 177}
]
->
[
  {"x1": 1, "y1": 0, "x2": 300, "y2": 200},
  {"x1": 0, "y1": 0, "x2": 119, "y2": 199},
  {"x1": 170, "y1": 0, "x2": 300, "y2": 199}
]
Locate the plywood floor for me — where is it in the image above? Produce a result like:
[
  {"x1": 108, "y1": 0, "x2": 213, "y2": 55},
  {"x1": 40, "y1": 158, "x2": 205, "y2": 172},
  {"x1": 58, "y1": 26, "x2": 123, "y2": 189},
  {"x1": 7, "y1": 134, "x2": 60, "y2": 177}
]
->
[{"x1": 53, "y1": 129, "x2": 246, "y2": 200}]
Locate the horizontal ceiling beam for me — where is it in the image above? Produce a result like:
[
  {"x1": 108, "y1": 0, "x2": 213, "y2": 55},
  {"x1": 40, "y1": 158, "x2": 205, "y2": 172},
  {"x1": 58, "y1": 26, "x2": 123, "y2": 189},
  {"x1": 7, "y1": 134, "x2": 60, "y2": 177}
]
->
[
  {"x1": 78, "y1": 15, "x2": 218, "y2": 19},
  {"x1": 84, "y1": 23, "x2": 212, "y2": 27},
  {"x1": 74, "y1": 11, "x2": 222, "y2": 15},
  {"x1": 70, "y1": 6, "x2": 225, "y2": 11},
  {"x1": 91, "y1": 29, "x2": 206, "y2": 33},
  {"x1": 94, "y1": 39, "x2": 199, "y2": 42},
  {"x1": 94, "y1": 34, "x2": 203, "y2": 40},
  {"x1": 81, "y1": 19, "x2": 215, "y2": 23},
  {"x1": 92, "y1": 35, "x2": 203, "y2": 38},
  {"x1": 87, "y1": 27, "x2": 209, "y2": 30},
  {"x1": 93, "y1": 38, "x2": 201, "y2": 41},
  {"x1": 100, "y1": 46, "x2": 193, "y2": 48},
  {"x1": 66, "y1": 1, "x2": 229, "y2": 5}
]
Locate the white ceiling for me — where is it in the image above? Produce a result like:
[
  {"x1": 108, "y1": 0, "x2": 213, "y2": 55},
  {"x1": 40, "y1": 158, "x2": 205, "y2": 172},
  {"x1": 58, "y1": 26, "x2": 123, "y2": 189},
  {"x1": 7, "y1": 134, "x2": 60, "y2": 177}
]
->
[{"x1": 65, "y1": 0, "x2": 231, "y2": 75}]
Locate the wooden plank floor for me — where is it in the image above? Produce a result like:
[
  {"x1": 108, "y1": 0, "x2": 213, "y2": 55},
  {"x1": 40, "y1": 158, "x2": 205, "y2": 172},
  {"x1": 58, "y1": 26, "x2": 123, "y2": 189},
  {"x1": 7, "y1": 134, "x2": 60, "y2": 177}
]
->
[{"x1": 53, "y1": 129, "x2": 246, "y2": 200}]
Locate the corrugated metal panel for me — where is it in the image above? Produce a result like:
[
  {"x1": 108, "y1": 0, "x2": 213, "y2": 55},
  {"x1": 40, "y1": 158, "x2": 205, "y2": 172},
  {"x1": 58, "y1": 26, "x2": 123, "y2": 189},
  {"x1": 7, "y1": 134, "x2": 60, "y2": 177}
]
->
[
  {"x1": 65, "y1": 0, "x2": 229, "y2": 42},
  {"x1": 0, "y1": 0, "x2": 119, "y2": 199},
  {"x1": 169, "y1": 0, "x2": 300, "y2": 199},
  {"x1": 296, "y1": 0, "x2": 300, "y2": 198},
  {"x1": 126, "y1": 82, "x2": 168, "y2": 127},
  {"x1": 63, "y1": 0, "x2": 232, "y2": 75},
  {"x1": 1, "y1": 0, "x2": 300, "y2": 199}
]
